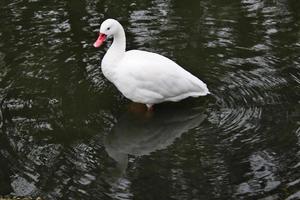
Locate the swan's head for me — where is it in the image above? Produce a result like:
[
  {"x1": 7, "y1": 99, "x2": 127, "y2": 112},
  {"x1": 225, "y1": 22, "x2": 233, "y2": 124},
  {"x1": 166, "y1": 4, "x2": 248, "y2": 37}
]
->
[{"x1": 93, "y1": 19, "x2": 121, "y2": 48}]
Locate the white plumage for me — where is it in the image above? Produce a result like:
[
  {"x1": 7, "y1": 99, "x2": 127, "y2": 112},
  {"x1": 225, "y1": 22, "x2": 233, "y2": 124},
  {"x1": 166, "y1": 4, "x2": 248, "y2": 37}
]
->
[{"x1": 94, "y1": 19, "x2": 209, "y2": 109}]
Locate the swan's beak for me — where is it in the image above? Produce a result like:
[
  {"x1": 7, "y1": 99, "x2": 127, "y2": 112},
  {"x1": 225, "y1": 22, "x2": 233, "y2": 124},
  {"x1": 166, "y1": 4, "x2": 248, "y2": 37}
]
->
[{"x1": 93, "y1": 33, "x2": 107, "y2": 48}]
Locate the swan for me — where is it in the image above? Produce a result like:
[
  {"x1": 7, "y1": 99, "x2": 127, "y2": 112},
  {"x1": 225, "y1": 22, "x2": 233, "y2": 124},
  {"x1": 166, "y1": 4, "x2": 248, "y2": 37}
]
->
[{"x1": 93, "y1": 19, "x2": 209, "y2": 110}]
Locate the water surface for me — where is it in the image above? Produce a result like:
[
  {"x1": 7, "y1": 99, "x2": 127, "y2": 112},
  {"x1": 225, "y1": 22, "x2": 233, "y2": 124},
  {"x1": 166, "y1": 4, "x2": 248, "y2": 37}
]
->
[{"x1": 0, "y1": 0, "x2": 299, "y2": 199}]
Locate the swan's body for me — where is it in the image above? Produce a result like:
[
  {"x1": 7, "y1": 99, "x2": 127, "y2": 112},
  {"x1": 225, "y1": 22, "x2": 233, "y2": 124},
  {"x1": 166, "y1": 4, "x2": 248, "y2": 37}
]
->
[{"x1": 94, "y1": 19, "x2": 209, "y2": 109}]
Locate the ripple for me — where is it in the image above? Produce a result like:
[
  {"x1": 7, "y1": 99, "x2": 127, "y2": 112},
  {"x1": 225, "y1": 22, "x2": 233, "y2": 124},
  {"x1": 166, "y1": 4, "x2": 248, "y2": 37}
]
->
[
  {"x1": 205, "y1": 25, "x2": 289, "y2": 136},
  {"x1": 208, "y1": 64, "x2": 286, "y2": 135}
]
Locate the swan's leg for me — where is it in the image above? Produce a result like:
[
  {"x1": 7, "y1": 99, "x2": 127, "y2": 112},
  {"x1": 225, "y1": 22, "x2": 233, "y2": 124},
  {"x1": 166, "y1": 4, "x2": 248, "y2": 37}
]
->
[{"x1": 146, "y1": 104, "x2": 153, "y2": 111}]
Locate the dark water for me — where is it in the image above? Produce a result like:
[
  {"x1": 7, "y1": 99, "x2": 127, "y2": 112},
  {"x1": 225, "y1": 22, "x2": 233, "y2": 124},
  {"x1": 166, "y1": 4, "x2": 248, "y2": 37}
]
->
[{"x1": 0, "y1": 0, "x2": 299, "y2": 199}]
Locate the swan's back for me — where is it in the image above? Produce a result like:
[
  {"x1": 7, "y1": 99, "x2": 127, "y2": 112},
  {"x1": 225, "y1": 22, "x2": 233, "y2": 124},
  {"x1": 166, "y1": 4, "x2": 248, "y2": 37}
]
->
[{"x1": 113, "y1": 50, "x2": 209, "y2": 104}]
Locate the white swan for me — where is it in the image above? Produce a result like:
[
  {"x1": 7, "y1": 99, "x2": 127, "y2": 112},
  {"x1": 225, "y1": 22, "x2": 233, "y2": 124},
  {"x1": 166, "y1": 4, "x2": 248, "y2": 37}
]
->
[{"x1": 94, "y1": 19, "x2": 209, "y2": 110}]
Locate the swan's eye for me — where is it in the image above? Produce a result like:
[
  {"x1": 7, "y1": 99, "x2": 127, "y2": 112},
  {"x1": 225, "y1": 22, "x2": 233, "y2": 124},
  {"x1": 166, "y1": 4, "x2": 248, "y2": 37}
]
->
[{"x1": 107, "y1": 27, "x2": 110, "y2": 31}]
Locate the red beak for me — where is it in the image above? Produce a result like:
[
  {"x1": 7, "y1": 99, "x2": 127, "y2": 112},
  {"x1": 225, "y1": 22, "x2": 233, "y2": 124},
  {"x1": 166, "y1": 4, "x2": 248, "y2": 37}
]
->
[{"x1": 93, "y1": 33, "x2": 107, "y2": 48}]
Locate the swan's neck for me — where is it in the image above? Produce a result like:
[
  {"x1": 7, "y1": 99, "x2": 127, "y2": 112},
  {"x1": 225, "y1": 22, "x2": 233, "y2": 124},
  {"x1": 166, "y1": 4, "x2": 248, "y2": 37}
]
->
[
  {"x1": 101, "y1": 25, "x2": 126, "y2": 82},
  {"x1": 104, "y1": 26, "x2": 126, "y2": 65}
]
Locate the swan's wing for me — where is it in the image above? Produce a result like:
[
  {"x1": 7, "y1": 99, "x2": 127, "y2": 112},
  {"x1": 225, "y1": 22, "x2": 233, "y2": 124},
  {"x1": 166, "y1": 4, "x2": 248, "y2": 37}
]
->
[{"x1": 116, "y1": 50, "x2": 209, "y2": 103}]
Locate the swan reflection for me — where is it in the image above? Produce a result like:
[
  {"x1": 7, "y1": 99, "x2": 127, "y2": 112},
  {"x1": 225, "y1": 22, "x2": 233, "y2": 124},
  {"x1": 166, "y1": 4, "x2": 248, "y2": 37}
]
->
[{"x1": 104, "y1": 105, "x2": 207, "y2": 180}]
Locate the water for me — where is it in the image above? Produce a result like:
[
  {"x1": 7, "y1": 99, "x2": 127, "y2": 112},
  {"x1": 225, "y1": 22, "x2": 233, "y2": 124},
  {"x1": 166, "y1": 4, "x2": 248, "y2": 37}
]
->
[{"x1": 0, "y1": 0, "x2": 299, "y2": 199}]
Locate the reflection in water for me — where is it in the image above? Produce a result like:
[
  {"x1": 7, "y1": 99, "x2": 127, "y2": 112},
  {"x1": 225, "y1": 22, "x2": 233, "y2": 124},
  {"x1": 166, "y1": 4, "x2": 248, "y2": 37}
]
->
[
  {"x1": 105, "y1": 106, "x2": 206, "y2": 180},
  {"x1": 103, "y1": 106, "x2": 207, "y2": 199}
]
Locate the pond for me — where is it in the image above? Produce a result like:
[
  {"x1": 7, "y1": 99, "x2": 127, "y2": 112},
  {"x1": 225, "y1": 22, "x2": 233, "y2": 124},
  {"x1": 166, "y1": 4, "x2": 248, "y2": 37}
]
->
[{"x1": 0, "y1": 0, "x2": 299, "y2": 199}]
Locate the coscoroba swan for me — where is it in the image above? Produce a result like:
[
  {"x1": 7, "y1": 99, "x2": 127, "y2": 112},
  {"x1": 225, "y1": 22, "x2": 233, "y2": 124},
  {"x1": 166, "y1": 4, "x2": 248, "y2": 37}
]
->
[{"x1": 94, "y1": 19, "x2": 209, "y2": 110}]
